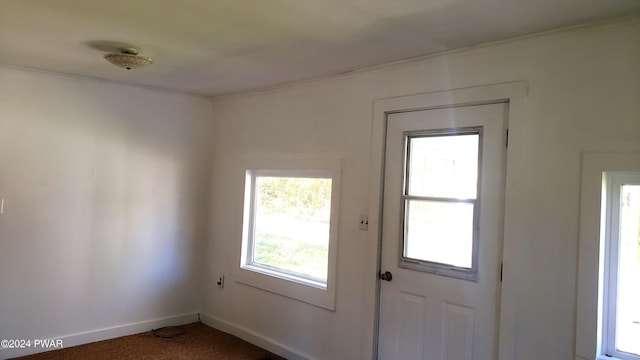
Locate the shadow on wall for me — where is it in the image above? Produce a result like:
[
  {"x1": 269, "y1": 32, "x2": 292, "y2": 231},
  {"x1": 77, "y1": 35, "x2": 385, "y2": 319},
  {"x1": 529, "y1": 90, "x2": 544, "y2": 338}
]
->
[{"x1": 0, "y1": 69, "x2": 211, "y2": 338}]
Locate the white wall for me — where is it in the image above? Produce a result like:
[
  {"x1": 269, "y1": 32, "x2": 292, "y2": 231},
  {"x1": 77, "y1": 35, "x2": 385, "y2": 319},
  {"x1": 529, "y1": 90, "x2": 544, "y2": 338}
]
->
[
  {"x1": 204, "y1": 18, "x2": 640, "y2": 359},
  {"x1": 0, "y1": 68, "x2": 212, "y2": 355}
]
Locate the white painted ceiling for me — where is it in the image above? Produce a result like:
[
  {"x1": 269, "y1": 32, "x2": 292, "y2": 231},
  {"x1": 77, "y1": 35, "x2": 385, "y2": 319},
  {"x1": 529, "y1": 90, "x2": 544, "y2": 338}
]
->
[{"x1": 1, "y1": 0, "x2": 639, "y2": 96}]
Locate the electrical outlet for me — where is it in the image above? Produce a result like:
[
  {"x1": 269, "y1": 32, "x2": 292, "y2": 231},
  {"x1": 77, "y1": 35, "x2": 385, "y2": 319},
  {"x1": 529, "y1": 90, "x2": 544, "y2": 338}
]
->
[
  {"x1": 359, "y1": 214, "x2": 369, "y2": 231},
  {"x1": 217, "y1": 275, "x2": 224, "y2": 288}
]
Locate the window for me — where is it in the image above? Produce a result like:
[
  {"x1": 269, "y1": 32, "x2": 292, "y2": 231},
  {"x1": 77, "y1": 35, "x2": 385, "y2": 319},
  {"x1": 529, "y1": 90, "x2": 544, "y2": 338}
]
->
[
  {"x1": 575, "y1": 153, "x2": 640, "y2": 360},
  {"x1": 238, "y1": 158, "x2": 341, "y2": 310},
  {"x1": 400, "y1": 128, "x2": 481, "y2": 280},
  {"x1": 245, "y1": 171, "x2": 332, "y2": 285},
  {"x1": 601, "y1": 172, "x2": 640, "y2": 360}
]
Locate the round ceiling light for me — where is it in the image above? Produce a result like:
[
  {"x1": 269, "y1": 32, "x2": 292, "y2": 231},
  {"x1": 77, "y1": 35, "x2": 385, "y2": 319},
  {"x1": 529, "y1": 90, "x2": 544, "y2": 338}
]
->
[{"x1": 104, "y1": 48, "x2": 152, "y2": 70}]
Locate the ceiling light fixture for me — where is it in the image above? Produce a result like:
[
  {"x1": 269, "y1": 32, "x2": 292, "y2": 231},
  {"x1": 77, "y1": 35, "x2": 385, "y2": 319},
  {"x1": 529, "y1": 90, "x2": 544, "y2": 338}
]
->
[{"x1": 104, "y1": 48, "x2": 152, "y2": 70}]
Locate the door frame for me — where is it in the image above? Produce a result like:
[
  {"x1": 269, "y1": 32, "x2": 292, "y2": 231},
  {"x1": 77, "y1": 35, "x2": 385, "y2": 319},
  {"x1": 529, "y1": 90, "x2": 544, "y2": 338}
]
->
[{"x1": 363, "y1": 82, "x2": 528, "y2": 360}]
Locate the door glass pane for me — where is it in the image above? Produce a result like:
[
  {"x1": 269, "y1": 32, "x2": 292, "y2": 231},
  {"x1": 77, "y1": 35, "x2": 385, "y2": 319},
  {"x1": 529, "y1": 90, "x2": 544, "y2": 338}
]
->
[
  {"x1": 616, "y1": 184, "x2": 640, "y2": 355},
  {"x1": 404, "y1": 200, "x2": 474, "y2": 268},
  {"x1": 407, "y1": 133, "x2": 479, "y2": 199}
]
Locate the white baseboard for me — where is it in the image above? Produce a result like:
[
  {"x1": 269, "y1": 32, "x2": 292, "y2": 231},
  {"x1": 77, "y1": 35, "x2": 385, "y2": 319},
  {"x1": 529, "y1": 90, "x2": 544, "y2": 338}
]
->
[
  {"x1": 199, "y1": 313, "x2": 310, "y2": 360},
  {"x1": 1, "y1": 312, "x2": 198, "y2": 359}
]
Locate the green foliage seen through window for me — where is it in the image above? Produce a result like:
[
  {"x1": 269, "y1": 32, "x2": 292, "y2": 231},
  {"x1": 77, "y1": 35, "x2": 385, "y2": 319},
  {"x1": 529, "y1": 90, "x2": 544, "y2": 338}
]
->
[{"x1": 256, "y1": 177, "x2": 332, "y2": 222}]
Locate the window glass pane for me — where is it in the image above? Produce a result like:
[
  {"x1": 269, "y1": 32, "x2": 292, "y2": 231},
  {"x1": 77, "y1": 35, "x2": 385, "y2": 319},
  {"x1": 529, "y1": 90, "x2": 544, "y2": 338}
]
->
[
  {"x1": 404, "y1": 200, "x2": 474, "y2": 268},
  {"x1": 616, "y1": 184, "x2": 640, "y2": 355},
  {"x1": 253, "y1": 176, "x2": 332, "y2": 281},
  {"x1": 408, "y1": 133, "x2": 479, "y2": 199}
]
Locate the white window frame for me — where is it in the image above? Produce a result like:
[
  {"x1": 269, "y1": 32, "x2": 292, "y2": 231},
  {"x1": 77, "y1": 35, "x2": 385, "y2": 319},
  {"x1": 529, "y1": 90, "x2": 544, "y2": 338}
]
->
[
  {"x1": 600, "y1": 172, "x2": 640, "y2": 360},
  {"x1": 399, "y1": 127, "x2": 483, "y2": 281},
  {"x1": 576, "y1": 152, "x2": 640, "y2": 360},
  {"x1": 237, "y1": 158, "x2": 341, "y2": 311}
]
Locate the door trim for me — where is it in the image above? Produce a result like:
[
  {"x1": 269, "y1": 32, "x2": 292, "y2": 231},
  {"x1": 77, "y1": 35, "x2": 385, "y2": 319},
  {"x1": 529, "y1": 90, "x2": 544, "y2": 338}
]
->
[{"x1": 363, "y1": 82, "x2": 527, "y2": 360}]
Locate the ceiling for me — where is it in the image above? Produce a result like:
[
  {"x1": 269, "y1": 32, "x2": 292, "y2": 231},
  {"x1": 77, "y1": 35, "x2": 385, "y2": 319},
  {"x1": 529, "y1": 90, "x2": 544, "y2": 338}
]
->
[{"x1": 1, "y1": 0, "x2": 639, "y2": 97}]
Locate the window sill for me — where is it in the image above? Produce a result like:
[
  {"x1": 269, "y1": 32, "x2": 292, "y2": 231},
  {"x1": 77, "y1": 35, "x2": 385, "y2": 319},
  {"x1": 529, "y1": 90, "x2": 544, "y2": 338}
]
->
[
  {"x1": 597, "y1": 354, "x2": 640, "y2": 360},
  {"x1": 236, "y1": 265, "x2": 336, "y2": 311},
  {"x1": 242, "y1": 264, "x2": 326, "y2": 289}
]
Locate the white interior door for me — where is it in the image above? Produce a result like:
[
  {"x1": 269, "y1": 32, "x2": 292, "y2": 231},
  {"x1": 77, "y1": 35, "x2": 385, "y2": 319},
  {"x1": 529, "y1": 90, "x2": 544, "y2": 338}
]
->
[{"x1": 377, "y1": 103, "x2": 508, "y2": 360}]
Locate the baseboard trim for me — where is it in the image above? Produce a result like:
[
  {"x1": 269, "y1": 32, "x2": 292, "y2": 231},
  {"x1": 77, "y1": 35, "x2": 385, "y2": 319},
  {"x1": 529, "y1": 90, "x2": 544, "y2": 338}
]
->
[
  {"x1": 1, "y1": 312, "x2": 198, "y2": 359},
  {"x1": 199, "y1": 313, "x2": 310, "y2": 360}
]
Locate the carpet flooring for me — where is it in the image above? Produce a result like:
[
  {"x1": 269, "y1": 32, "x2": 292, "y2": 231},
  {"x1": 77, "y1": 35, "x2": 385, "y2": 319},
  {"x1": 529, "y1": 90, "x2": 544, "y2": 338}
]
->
[{"x1": 13, "y1": 322, "x2": 285, "y2": 360}]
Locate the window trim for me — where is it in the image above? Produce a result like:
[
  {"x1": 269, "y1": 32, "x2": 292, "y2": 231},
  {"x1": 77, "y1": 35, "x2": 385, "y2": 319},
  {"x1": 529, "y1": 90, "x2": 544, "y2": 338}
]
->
[
  {"x1": 244, "y1": 169, "x2": 333, "y2": 288},
  {"x1": 601, "y1": 172, "x2": 640, "y2": 360},
  {"x1": 398, "y1": 127, "x2": 483, "y2": 281},
  {"x1": 575, "y1": 152, "x2": 640, "y2": 360},
  {"x1": 237, "y1": 158, "x2": 342, "y2": 311}
]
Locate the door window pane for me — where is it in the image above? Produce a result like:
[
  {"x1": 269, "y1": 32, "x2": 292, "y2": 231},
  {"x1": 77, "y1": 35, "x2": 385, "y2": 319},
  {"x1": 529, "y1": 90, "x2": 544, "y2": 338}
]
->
[
  {"x1": 401, "y1": 129, "x2": 481, "y2": 278},
  {"x1": 405, "y1": 200, "x2": 474, "y2": 268},
  {"x1": 616, "y1": 184, "x2": 640, "y2": 355},
  {"x1": 407, "y1": 133, "x2": 479, "y2": 199}
]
